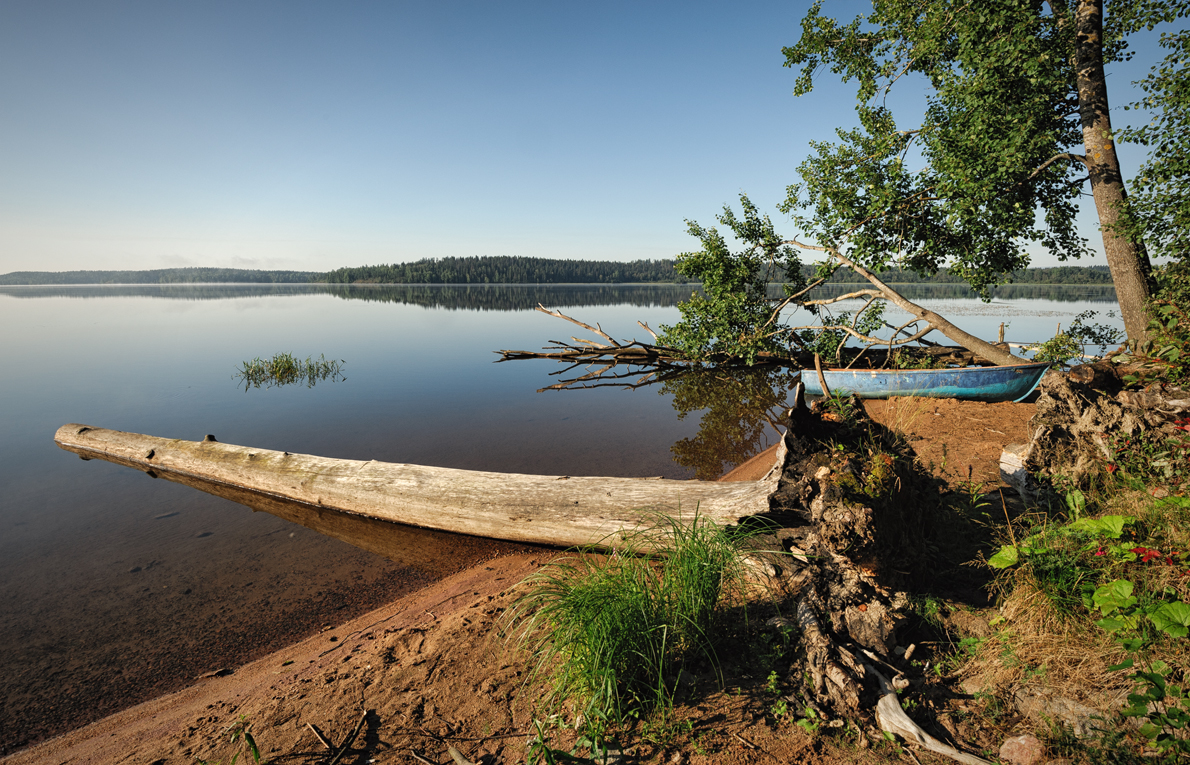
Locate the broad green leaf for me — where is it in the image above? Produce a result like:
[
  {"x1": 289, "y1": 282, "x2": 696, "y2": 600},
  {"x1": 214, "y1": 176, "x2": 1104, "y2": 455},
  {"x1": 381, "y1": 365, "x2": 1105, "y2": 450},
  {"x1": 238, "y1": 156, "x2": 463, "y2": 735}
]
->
[
  {"x1": 987, "y1": 545, "x2": 1019, "y2": 569},
  {"x1": 1065, "y1": 490, "x2": 1086, "y2": 519},
  {"x1": 1151, "y1": 602, "x2": 1190, "y2": 639},
  {"x1": 1092, "y1": 580, "x2": 1137, "y2": 614}
]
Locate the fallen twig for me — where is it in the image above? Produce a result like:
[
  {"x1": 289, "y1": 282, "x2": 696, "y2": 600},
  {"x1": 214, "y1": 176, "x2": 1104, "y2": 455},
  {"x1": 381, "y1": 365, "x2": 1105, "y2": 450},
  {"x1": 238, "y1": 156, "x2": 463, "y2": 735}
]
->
[
  {"x1": 306, "y1": 722, "x2": 333, "y2": 750},
  {"x1": 447, "y1": 744, "x2": 477, "y2": 765},
  {"x1": 731, "y1": 731, "x2": 757, "y2": 749},
  {"x1": 326, "y1": 710, "x2": 370, "y2": 765},
  {"x1": 410, "y1": 751, "x2": 438, "y2": 765}
]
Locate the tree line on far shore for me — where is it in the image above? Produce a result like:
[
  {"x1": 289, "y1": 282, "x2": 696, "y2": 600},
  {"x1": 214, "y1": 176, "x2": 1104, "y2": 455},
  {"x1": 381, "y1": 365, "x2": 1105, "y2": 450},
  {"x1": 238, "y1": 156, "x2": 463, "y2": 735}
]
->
[
  {"x1": 0, "y1": 258, "x2": 1115, "y2": 286},
  {"x1": 0, "y1": 267, "x2": 320, "y2": 285}
]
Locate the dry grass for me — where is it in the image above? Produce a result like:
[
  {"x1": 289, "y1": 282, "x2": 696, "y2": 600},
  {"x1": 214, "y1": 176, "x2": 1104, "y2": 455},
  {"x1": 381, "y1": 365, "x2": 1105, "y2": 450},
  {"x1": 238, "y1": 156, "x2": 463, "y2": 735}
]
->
[
  {"x1": 962, "y1": 580, "x2": 1132, "y2": 710},
  {"x1": 862, "y1": 395, "x2": 935, "y2": 439},
  {"x1": 962, "y1": 485, "x2": 1190, "y2": 734}
]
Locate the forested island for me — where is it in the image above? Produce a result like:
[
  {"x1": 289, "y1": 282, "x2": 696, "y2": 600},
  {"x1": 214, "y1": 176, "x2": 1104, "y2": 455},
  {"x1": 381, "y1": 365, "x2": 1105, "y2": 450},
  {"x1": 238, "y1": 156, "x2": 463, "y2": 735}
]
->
[{"x1": 1, "y1": 258, "x2": 1115, "y2": 286}]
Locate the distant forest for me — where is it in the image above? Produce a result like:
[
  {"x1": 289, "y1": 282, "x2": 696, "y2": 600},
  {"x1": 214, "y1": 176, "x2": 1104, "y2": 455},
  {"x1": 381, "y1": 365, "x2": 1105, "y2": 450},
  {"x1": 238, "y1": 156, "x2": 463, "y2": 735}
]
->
[
  {"x1": 317, "y1": 257, "x2": 683, "y2": 284},
  {"x1": 0, "y1": 258, "x2": 1115, "y2": 286},
  {"x1": 0, "y1": 267, "x2": 319, "y2": 285},
  {"x1": 823, "y1": 264, "x2": 1114, "y2": 284}
]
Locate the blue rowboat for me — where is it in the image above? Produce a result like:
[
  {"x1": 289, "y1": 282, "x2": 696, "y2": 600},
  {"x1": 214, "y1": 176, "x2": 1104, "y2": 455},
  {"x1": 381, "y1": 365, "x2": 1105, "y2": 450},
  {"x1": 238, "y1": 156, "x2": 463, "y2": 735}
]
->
[{"x1": 802, "y1": 362, "x2": 1050, "y2": 403}]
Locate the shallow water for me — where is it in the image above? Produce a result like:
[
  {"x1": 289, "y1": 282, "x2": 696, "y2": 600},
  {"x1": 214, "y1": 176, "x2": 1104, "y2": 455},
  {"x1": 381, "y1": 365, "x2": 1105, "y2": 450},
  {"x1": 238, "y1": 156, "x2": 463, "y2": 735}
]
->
[{"x1": 0, "y1": 283, "x2": 1121, "y2": 751}]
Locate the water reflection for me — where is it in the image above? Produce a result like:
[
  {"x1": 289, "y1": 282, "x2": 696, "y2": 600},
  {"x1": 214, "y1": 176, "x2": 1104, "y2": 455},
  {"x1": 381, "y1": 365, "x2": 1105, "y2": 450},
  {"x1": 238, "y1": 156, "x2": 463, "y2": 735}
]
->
[
  {"x1": 0, "y1": 281, "x2": 1118, "y2": 307},
  {"x1": 662, "y1": 367, "x2": 796, "y2": 480},
  {"x1": 159, "y1": 470, "x2": 537, "y2": 569},
  {"x1": 537, "y1": 362, "x2": 796, "y2": 481},
  {"x1": 0, "y1": 283, "x2": 697, "y2": 309}
]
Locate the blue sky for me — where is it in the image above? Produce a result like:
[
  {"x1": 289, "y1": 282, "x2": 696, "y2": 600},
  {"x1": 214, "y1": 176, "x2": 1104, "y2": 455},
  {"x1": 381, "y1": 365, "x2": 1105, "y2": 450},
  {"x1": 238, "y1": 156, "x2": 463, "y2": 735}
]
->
[{"x1": 0, "y1": 1, "x2": 1175, "y2": 274}]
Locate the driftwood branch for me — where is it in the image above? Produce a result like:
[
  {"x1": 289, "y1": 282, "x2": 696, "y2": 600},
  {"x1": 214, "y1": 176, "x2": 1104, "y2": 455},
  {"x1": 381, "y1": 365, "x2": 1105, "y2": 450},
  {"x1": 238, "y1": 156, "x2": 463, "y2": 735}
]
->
[
  {"x1": 801, "y1": 288, "x2": 884, "y2": 306},
  {"x1": 535, "y1": 304, "x2": 621, "y2": 347},
  {"x1": 782, "y1": 238, "x2": 1028, "y2": 366},
  {"x1": 868, "y1": 665, "x2": 993, "y2": 765}
]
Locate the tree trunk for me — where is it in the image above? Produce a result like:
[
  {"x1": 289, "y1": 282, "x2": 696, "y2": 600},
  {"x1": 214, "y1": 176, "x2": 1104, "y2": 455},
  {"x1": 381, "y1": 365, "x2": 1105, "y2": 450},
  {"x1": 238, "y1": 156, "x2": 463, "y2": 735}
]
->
[{"x1": 1075, "y1": 0, "x2": 1154, "y2": 344}]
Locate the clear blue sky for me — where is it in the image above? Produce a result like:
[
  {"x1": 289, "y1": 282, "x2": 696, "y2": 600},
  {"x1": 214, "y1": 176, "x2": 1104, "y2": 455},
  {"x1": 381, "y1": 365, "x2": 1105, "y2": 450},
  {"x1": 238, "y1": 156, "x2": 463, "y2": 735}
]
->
[{"x1": 0, "y1": 1, "x2": 1172, "y2": 274}]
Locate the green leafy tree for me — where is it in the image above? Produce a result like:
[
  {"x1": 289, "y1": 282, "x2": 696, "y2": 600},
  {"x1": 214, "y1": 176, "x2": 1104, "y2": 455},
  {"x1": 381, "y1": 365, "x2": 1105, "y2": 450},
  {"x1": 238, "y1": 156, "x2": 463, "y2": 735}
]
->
[
  {"x1": 658, "y1": 198, "x2": 807, "y2": 364},
  {"x1": 779, "y1": 0, "x2": 1174, "y2": 344},
  {"x1": 1115, "y1": 1, "x2": 1190, "y2": 265}
]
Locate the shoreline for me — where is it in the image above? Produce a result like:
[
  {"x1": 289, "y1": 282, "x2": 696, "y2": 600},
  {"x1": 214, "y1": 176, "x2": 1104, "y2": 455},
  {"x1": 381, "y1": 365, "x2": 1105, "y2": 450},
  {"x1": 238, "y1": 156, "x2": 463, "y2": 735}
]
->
[
  {"x1": 5, "y1": 440, "x2": 786, "y2": 763},
  {"x1": 6, "y1": 396, "x2": 1040, "y2": 763},
  {"x1": 4, "y1": 552, "x2": 547, "y2": 765}
]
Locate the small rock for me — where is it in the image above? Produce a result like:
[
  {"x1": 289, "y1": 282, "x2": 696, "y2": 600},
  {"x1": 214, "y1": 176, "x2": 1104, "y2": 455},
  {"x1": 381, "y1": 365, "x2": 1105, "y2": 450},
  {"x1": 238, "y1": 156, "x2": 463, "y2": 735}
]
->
[
  {"x1": 814, "y1": 466, "x2": 831, "y2": 480},
  {"x1": 1013, "y1": 689, "x2": 1102, "y2": 737},
  {"x1": 999, "y1": 733, "x2": 1045, "y2": 765},
  {"x1": 197, "y1": 668, "x2": 233, "y2": 679},
  {"x1": 960, "y1": 676, "x2": 984, "y2": 695}
]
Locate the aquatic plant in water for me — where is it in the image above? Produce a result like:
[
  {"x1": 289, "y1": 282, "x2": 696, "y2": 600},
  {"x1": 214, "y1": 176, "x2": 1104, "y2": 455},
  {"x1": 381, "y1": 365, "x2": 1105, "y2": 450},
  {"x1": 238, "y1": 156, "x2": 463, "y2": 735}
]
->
[{"x1": 235, "y1": 353, "x2": 345, "y2": 390}]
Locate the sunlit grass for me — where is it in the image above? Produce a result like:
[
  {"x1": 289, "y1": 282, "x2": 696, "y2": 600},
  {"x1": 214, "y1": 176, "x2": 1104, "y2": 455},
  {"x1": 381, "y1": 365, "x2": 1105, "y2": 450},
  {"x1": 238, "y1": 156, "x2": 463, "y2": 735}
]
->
[{"x1": 505, "y1": 514, "x2": 766, "y2": 742}]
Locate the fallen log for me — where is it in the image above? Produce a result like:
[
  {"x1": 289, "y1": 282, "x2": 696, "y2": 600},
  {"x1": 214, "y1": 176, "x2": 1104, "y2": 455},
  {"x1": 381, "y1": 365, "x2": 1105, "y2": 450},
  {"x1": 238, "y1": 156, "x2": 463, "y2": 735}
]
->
[{"x1": 53, "y1": 424, "x2": 785, "y2": 550}]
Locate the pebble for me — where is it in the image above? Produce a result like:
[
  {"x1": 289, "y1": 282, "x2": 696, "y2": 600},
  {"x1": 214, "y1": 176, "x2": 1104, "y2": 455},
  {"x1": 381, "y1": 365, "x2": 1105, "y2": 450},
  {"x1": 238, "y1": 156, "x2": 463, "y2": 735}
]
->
[{"x1": 999, "y1": 733, "x2": 1045, "y2": 765}]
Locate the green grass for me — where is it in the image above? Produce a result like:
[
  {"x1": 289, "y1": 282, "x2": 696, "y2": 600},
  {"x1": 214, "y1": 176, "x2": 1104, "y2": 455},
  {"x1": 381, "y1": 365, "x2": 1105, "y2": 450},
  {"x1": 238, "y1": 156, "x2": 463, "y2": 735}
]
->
[
  {"x1": 235, "y1": 352, "x2": 345, "y2": 390},
  {"x1": 506, "y1": 514, "x2": 764, "y2": 743}
]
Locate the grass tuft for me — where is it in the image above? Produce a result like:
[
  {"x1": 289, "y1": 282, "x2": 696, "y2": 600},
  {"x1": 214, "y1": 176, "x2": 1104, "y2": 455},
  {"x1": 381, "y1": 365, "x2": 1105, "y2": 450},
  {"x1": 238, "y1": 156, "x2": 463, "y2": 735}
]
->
[
  {"x1": 506, "y1": 513, "x2": 765, "y2": 742},
  {"x1": 235, "y1": 353, "x2": 345, "y2": 390}
]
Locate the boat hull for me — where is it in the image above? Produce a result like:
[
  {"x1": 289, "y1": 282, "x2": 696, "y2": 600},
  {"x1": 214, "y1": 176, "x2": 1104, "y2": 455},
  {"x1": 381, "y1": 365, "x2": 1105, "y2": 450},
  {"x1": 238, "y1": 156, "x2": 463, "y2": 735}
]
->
[{"x1": 802, "y1": 362, "x2": 1050, "y2": 402}]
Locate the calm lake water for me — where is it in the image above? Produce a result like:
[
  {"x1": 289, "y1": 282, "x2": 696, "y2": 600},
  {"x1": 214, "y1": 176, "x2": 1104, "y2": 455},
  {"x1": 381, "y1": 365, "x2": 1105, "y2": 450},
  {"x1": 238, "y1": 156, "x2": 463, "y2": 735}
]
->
[{"x1": 0, "y1": 283, "x2": 1120, "y2": 751}]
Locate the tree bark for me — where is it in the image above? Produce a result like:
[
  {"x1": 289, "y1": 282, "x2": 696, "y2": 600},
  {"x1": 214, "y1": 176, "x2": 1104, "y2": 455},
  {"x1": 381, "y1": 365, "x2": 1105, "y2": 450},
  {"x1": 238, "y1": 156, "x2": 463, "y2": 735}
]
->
[{"x1": 1075, "y1": 0, "x2": 1154, "y2": 344}]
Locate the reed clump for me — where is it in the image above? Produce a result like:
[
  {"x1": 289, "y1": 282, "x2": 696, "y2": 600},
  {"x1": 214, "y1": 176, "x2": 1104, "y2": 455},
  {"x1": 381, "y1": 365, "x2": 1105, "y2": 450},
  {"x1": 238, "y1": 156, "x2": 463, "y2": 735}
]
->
[
  {"x1": 506, "y1": 515, "x2": 765, "y2": 743},
  {"x1": 236, "y1": 353, "x2": 345, "y2": 390}
]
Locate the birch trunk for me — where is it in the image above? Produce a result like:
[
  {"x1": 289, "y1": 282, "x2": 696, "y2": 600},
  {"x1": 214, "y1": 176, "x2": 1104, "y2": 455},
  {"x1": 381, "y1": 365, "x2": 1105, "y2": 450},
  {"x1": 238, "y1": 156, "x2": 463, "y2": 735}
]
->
[{"x1": 1075, "y1": 0, "x2": 1153, "y2": 343}]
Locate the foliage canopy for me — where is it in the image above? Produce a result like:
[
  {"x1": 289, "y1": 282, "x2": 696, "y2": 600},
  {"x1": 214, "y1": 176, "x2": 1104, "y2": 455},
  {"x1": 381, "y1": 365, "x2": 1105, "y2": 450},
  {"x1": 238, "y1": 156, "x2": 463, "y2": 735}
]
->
[{"x1": 660, "y1": 0, "x2": 1186, "y2": 361}]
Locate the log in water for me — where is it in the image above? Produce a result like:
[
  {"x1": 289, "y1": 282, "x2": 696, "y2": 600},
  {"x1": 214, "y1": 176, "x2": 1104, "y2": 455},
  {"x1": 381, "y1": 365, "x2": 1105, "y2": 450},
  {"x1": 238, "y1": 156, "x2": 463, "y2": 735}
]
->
[{"x1": 54, "y1": 423, "x2": 786, "y2": 549}]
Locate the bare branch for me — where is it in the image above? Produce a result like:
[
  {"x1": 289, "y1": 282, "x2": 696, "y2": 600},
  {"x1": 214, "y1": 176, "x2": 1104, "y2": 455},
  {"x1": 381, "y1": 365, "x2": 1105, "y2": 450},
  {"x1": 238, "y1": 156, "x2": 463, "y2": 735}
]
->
[
  {"x1": 787, "y1": 276, "x2": 829, "y2": 301},
  {"x1": 803, "y1": 289, "x2": 883, "y2": 305},
  {"x1": 535, "y1": 304, "x2": 621, "y2": 347},
  {"x1": 780, "y1": 237, "x2": 1026, "y2": 365},
  {"x1": 1026, "y1": 153, "x2": 1090, "y2": 181},
  {"x1": 637, "y1": 321, "x2": 659, "y2": 341}
]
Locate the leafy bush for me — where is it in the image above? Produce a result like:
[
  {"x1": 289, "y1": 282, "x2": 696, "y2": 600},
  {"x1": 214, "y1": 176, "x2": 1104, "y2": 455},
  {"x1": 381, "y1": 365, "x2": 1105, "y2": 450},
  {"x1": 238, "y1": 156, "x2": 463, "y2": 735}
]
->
[
  {"x1": 658, "y1": 196, "x2": 807, "y2": 364},
  {"x1": 1026, "y1": 309, "x2": 1123, "y2": 367}
]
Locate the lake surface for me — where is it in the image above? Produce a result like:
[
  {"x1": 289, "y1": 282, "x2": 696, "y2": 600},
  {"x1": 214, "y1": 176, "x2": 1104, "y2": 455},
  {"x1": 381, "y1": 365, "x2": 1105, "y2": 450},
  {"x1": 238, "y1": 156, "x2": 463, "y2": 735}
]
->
[{"x1": 0, "y1": 283, "x2": 1121, "y2": 752}]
